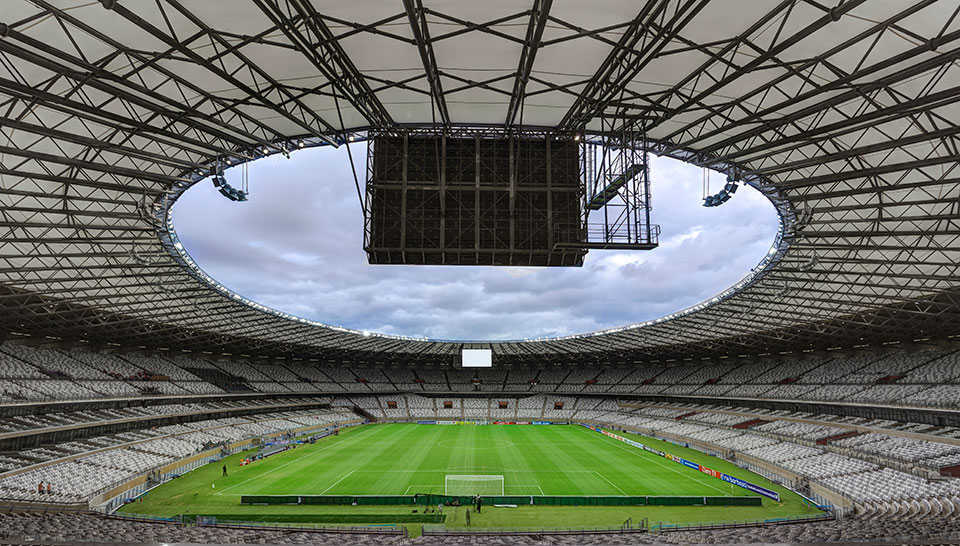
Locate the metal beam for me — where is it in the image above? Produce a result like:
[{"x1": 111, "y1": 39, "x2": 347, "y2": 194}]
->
[
  {"x1": 403, "y1": 0, "x2": 451, "y2": 125},
  {"x1": 504, "y1": 0, "x2": 552, "y2": 127}
]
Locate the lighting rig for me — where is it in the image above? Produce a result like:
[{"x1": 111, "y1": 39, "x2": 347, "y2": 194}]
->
[
  {"x1": 703, "y1": 172, "x2": 738, "y2": 208},
  {"x1": 211, "y1": 163, "x2": 248, "y2": 202}
]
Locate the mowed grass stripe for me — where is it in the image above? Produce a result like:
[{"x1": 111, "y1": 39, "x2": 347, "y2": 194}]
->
[
  {"x1": 572, "y1": 426, "x2": 733, "y2": 496},
  {"x1": 238, "y1": 424, "x2": 410, "y2": 495},
  {"x1": 215, "y1": 424, "x2": 381, "y2": 495},
  {"x1": 515, "y1": 428, "x2": 592, "y2": 495},
  {"x1": 213, "y1": 424, "x2": 758, "y2": 498},
  {"x1": 124, "y1": 424, "x2": 824, "y2": 527},
  {"x1": 489, "y1": 427, "x2": 537, "y2": 495},
  {"x1": 527, "y1": 426, "x2": 618, "y2": 495},
  {"x1": 341, "y1": 420, "x2": 444, "y2": 494}
]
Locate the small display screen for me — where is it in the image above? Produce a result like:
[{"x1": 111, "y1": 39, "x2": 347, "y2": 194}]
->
[{"x1": 462, "y1": 349, "x2": 492, "y2": 367}]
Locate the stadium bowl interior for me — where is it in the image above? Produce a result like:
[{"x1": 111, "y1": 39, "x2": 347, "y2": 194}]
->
[{"x1": 1, "y1": 0, "x2": 960, "y2": 544}]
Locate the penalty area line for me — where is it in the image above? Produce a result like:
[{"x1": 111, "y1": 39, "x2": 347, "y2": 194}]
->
[
  {"x1": 594, "y1": 470, "x2": 627, "y2": 496},
  {"x1": 403, "y1": 484, "x2": 441, "y2": 495},
  {"x1": 596, "y1": 432, "x2": 730, "y2": 495},
  {"x1": 319, "y1": 469, "x2": 355, "y2": 494}
]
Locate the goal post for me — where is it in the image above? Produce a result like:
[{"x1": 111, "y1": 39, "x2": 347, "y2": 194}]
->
[{"x1": 444, "y1": 475, "x2": 504, "y2": 496}]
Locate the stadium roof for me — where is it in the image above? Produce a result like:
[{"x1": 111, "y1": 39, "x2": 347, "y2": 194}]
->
[{"x1": 1, "y1": 0, "x2": 959, "y2": 365}]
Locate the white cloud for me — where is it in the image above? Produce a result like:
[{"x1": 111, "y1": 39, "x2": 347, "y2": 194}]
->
[{"x1": 172, "y1": 144, "x2": 780, "y2": 340}]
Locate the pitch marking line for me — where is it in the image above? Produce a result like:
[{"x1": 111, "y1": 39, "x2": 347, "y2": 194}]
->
[
  {"x1": 597, "y1": 432, "x2": 729, "y2": 495},
  {"x1": 319, "y1": 470, "x2": 355, "y2": 494},
  {"x1": 502, "y1": 484, "x2": 545, "y2": 495},
  {"x1": 403, "y1": 485, "x2": 440, "y2": 495},
  {"x1": 593, "y1": 470, "x2": 627, "y2": 496}
]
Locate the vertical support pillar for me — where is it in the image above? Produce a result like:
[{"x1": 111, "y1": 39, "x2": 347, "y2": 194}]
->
[
  {"x1": 642, "y1": 136, "x2": 653, "y2": 245},
  {"x1": 546, "y1": 135, "x2": 553, "y2": 258},
  {"x1": 440, "y1": 133, "x2": 447, "y2": 264},
  {"x1": 474, "y1": 135, "x2": 481, "y2": 263},
  {"x1": 509, "y1": 136, "x2": 516, "y2": 264},
  {"x1": 400, "y1": 133, "x2": 408, "y2": 263},
  {"x1": 363, "y1": 138, "x2": 374, "y2": 254}
]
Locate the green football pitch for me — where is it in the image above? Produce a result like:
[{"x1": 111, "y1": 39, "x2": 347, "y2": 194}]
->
[{"x1": 122, "y1": 423, "x2": 823, "y2": 529}]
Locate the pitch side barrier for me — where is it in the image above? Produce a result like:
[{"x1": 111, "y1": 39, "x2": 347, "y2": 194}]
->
[
  {"x1": 240, "y1": 494, "x2": 761, "y2": 507},
  {"x1": 583, "y1": 425, "x2": 781, "y2": 502}
]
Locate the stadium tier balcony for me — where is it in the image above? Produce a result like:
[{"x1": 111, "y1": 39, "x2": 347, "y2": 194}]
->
[
  {"x1": 256, "y1": 364, "x2": 300, "y2": 383},
  {"x1": 1, "y1": 346, "x2": 111, "y2": 381},
  {"x1": 755, "y1": 421, "x2": 845, "y2": 441},
  {"x1": 591, "y1": 368, "x2": 632, "y2": 385},
  {"x1": 246, "y1": 381, "x2": 291, "y2": 393},
  {"x1": 844, "y1": 384, "x2": 928, "y2": 404},
  {"x1": 414, "y1": 370, "x2": 447, "y2": 391},
  {"x1": 73, "y1": 381, "x2": 142, "y2": 398},
  {"x1": 119, "y1": 355, "x2": 200, "y2": 382},
  {"x1": 741, "y1": 442, "x2": 822, "y2": 463},
  {"x1": 321, "y1": 367, "x2": 357, "y2": 385},
  {"x1": 902, "y1": 385, "x2": 960, "y2": 408},
  {"x1": 0, "y1": 351, "x2": 55, "y2": 380},
  {"x1": 463, "y1": 398, "x2": 487, "y2": 411},
  {"x1": 822, "y1": 467, "x2": 960, "y2": 503},
  {"x1": 834, "y1": 433, "x2": 960, "y2": 464},
  {"x1": 908, "y1": 354, "x2": 960, "y2": 384},
  {"x1": 8, "y1": 380, "x2": 102, "y2": 401},
  {"x1": 632, "y1": 384, "x2": 666, "y2": 395},
  {"x1": 282, "y1": 363, "x2": 331, "y2": 383},
  {"x1": 686, "y1": 411, "x2": 744, "y2": 426}
]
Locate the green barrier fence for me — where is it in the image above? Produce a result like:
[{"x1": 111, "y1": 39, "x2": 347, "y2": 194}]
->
[
  {"x1": 182, "y1": 513, "x2": 444, "y2": 524},
  {"x1": 242, "y1": 494, "x2": 763, "y2": 507},
  {"x1": 356, "y1": 495, "x2": 416, "y2": 506},
  {"x1": 299, "y1": 496, "x2": 354, "y2": 505},
  {"x1": 648, "y1": 496, "x2": 704, "y2": 506},
  {"x1": 532, "y1": 496, "x2": 649, "y2": 506},
  {"x1": 704, "y1": 496, "x2": 763, "y2": 506},
  {"x1": 481, "y1": 496, "x2": 534, "y2": 505},
  {"x1": 239, "y1": 495, "x2": 299, "y2": 505},
  {"x1": 414, "y1": 494, "x2": 474, "y2": 506}
]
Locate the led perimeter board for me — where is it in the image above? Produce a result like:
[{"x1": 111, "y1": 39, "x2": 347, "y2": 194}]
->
[{"x1": 364, "y1": 131, "x2": 586, "y2": 266}]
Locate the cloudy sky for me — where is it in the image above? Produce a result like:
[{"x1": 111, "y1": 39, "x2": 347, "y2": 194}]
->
[{"x1": 173, "y1": 145, "x2": 778, "y2": 341}]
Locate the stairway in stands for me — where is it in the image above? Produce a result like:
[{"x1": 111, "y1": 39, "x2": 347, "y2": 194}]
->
[
  {"x1": 351, "y1": 406, "x2": 378, "y2": 422},
  {"x1": 180, "y1": 367, "x2": 253, "y2": 393}
]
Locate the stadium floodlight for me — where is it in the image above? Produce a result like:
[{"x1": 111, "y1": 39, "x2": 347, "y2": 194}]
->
[
  {"x1": 212, "y1": 174, "x2": 248, "y2": 202},
  {"x1": 445, "y1": 475, "x2": 504, "y2": 496},
  {"x1": 703, "y1": 172, "x2": 739, "y2": 208}
]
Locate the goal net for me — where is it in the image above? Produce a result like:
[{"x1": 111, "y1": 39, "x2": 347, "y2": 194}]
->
[{"x1": 444, "y1": 475, "x2": 504, "y2": 496}]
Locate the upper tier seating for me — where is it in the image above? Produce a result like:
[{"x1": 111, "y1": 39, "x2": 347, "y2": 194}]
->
[{"x1": 3, "y1": 343, "x2": 960, "y2": 410}]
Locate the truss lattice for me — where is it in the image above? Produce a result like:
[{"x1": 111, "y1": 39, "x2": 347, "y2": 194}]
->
[{"x1": 0, "y1": 0, "x2": 958, "y2": 366}]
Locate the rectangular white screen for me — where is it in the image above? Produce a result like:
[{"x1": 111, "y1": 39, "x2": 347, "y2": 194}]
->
[{"x1": 462, "y1": 349, "x2": 492, "y2": 368}]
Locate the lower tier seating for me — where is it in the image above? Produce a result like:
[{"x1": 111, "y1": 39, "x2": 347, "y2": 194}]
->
[{"x1": 0, "y1": 409, "x2": 355, "y2": 503}]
